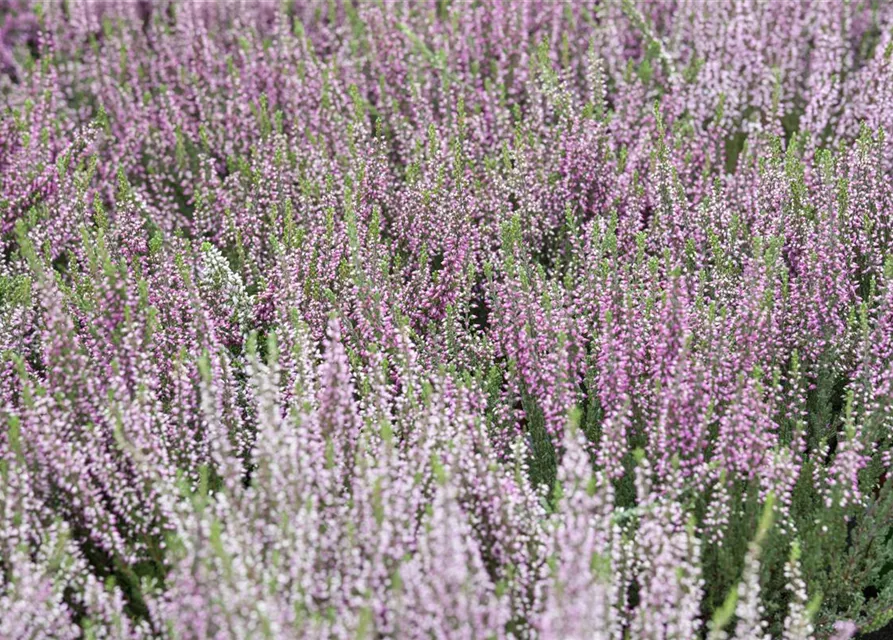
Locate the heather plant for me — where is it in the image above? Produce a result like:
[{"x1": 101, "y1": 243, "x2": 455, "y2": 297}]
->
[{"x1": 2, "y1": 0, "x2": 893, "y2": 638}]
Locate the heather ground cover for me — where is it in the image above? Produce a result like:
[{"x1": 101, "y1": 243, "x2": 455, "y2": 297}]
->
[{"x1": 1, "y1": 0, "x2": 893, "y2": 638}]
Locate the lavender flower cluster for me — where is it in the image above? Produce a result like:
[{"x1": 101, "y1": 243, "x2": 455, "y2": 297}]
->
[{"x1": 2, "y1": 1, "x2": 893, "y2": 638}]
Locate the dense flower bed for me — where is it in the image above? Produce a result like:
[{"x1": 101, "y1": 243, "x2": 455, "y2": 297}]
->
[{"x1": 2, "y1": 1, "x2": 893, "y2": 638}]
